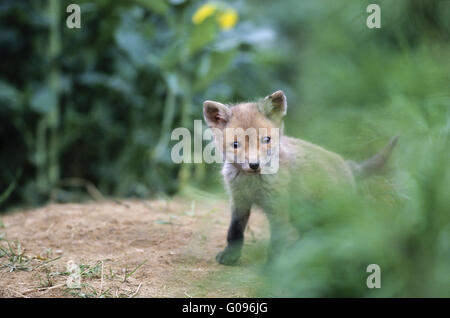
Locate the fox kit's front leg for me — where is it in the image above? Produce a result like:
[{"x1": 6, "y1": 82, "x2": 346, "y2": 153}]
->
[{"x1": 216, "y1": 202, "x2": 251, "y2": 265}]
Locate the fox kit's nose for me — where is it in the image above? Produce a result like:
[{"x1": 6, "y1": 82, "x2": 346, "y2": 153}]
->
[{"x1": 249, "y1": 162, "x2": 260, "y2": 170}]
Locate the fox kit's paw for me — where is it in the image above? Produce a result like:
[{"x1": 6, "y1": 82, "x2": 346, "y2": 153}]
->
[{"x1": 216, "y1": 248, "x2": 241, "y2": 265}]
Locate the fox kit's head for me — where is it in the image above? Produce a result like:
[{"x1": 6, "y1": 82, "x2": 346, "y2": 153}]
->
[{"x1": 203, "y1": 90, "x2": 287, "y2": 174}]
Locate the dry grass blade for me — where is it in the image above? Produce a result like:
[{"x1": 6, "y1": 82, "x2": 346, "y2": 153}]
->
[
  {"x1": 35, "y1": 256, "x2": 62, "y2": 269},
  {"x1": 124, "y1": 260, "x2": 147, "y2": 282},
  {"x1": 129, "y1": 283, "x2": 142, "y2": 298}
]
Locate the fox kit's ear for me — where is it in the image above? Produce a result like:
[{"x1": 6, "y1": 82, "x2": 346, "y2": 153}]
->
[
  {"x1": 203, "y1": 101, "x2": 232, "y2": 129},
  {"x1": 264, "y1": 90, "x2": 287, "y2": 116},
  {"x1": 258, "y1": 90, "x2": 287, "y2": 125}
]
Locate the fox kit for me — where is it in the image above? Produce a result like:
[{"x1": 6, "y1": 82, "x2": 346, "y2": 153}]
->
[{"x1": 203, "y1": 90, "x2": 397, "y2": 265}]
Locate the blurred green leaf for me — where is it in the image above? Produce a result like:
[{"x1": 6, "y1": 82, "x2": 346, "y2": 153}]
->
[
  {"x1": 0, "y1": 80, "x2": 20, "y2": 109},
  {"x1": 115, "y1": 28, "x2": 152, "y2": 67},
  {"x1": 168, "y1": 0, "x2": 186, "y2": 4},
  {"x1": 215, "y1": 23, "x2": 276, "y2": 50},
  {"x1": 134, "y1": 0, "x2": 169, "y2": 15},
  {"x1": 0, "y1": 170, "x2": 21, "y2": 206},
  {"x1": 189, "y1": 18, "x2": 218, "y2": 55},
  {"x1": 194, "y1": 49, "x2": 237, "y2": 91},
  {"x1": 30, "y1": 86, "x2": 57, "y2": 114},
  {"x1": 164, "y1": 72, "x2": 181, "y2": 94}
]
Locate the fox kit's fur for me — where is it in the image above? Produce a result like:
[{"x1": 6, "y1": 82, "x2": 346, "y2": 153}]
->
[{"x1": 203, "y1": 90, "x2": 397, "y2": 265}]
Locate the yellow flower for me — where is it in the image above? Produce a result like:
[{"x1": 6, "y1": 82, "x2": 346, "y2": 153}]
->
[
  {"x1": 192, "y1": 4, "x2": 217, "y2": 24},
  {"x1": 218, "y1": 9, "x2": 238, "y2": 30}
]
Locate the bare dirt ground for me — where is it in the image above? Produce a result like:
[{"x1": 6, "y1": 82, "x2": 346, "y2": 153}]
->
[{"x1": 0, "y1": 195, "x2": 269, "y2": 298}]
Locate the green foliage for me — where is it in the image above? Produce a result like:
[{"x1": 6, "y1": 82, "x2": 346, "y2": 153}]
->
[
  {"x1": 264, "y1": 145, "x2": 450, "y2": 297},
  {"x1": 247, "y1": 0, "x2": 450, "y2": 297},
  {"x1": 0, "y1": 0, "x2": 284, "y2": 208}
]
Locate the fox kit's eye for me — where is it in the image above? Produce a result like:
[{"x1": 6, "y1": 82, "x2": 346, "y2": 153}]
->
[
  {"x1": 262, "y1": 136, "x2": 271, "y2": 144},
  {"x1": 232, "y1": 141, "x2": 240, "y2": 149}
]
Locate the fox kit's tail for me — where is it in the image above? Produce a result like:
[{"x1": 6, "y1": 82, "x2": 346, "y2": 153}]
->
[{"x1": 347, "y1": 136, "x2": 398, "y2": 179}]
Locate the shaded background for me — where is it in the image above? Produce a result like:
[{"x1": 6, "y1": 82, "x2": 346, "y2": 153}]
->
[{"x1": 0, "y1": 0, "x2": 449, "y2": 297}]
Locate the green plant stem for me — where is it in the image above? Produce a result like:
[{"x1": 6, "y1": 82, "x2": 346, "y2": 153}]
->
[{"x1": 48, "y1": 0, "x2": 61, "y2": 191}]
